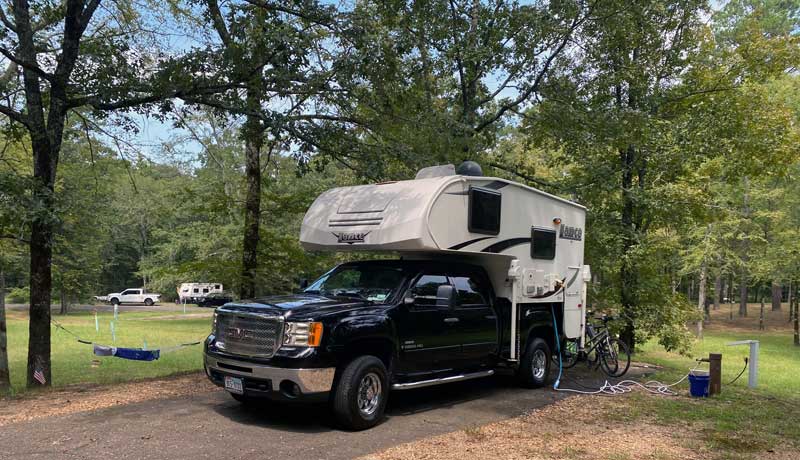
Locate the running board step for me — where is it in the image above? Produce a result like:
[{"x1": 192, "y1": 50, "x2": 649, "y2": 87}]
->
[{"x1": 392, "y1": 370, "x2": 494, "y2": 390}]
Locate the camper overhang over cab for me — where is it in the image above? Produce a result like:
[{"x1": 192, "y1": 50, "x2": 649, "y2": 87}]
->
[{"x1": 300, "y1": 163, "x2": 590, "y2": 359}]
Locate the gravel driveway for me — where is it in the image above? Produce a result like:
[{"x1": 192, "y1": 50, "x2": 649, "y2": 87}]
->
[{"x1": 0, "y1": 366, "x2": 651, "y2": 460}]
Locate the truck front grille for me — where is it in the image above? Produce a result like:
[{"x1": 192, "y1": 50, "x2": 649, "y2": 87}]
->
[{"x1": 215, "y1": 311, "x2": 283, "y2": 358}]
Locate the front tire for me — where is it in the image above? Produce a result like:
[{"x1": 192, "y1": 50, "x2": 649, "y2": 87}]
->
[
  {"x1": 518, "y1": 337, "x2": 552, "y2": 388},
  {"x1": 331, "y1": 356, "x2": 389, "y2": 430},
  {"x1": 110, "y1": 298, "x2": 119, "y2": 306}
]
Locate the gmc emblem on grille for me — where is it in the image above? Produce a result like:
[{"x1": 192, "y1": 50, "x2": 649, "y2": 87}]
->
[
  {"x1": 227, "y1": 327, "x2": 247, "y2": 339},
  {"x1": 332, "y1": 231, "x2": 370, "y2": 244}
]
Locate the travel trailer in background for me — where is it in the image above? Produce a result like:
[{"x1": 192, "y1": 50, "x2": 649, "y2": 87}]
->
[
  {"x1": 203, "y1": 162, "x2": 591, "y2": 430},
  {"x1": 178, "y1": 283, "x2": 224, "y2": 303}
]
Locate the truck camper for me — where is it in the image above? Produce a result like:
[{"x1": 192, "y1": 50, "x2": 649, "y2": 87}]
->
[{"x1": 203, "y1": 162, "x2": 590, "y2": 430}]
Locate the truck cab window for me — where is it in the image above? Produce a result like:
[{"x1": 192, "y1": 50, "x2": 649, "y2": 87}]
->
[
  {"x1": 410, "y1": 275, "x2": 449, "y2": 307},
  {"x1": 452, "y1": 276, "x2": 487, "y2": 307}
]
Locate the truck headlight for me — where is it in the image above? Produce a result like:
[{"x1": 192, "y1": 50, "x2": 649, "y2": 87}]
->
[{"x1": 283, "y1": 322, "x2": 323, "y2": 347}]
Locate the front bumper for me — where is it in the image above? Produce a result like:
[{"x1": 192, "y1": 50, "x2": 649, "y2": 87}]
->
[{"x1": 204, "y1": 353, "x2": 335, "y2": 400}]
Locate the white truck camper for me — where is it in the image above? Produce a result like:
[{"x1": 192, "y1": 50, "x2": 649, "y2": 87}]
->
[{"x1": 300, "y1": 162, "x2": 590, "y2": 362}]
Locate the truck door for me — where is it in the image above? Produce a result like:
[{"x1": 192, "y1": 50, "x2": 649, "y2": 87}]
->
[
  {"x1": 449, "y1": 273, "x2": 498, "y2": 370},
  {"x1": 120, "y1": 289, "x2": 138, "y2": 303},
  {"x1": 396, "y1": 273, "x2": 462, "y2": 376}
]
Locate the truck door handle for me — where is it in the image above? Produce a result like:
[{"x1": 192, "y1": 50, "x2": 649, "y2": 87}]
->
[{"x1": 443, "y1": 317, "x2": 460, "y2": 324}]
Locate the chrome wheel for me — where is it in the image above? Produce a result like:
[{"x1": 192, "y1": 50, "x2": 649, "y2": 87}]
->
[
  {"x1": 532, "y1": 349, "x2": 547, "y2": 380},
  {"x1": 357, "y1": 372, "x2": 382, "y2": 416}
]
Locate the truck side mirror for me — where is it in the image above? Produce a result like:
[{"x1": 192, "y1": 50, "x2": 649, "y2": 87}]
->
[
  {"x1": 299, "y1": 278, "x2": 309, "y2": 290},
  {"x1": 436, "y1": 285, "x2": 455, "y2": 308}
]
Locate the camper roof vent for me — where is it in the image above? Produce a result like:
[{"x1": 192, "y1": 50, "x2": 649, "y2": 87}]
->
[
  {"x1": 415, "y1": 164, "x2": 456, "y2": 180},
  {"x1": 456, "y1": 160, "x2": 483, "y2": 176}
]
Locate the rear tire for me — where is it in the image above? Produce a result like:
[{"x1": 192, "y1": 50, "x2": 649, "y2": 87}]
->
[
  {"x1": 144, "y1": 298, "x2": 154, "y2": 306},
  {"x1": 331, "y1": 356, "x2": 389, "y2": 431},
  {"x1": 553, "y1": 339, "x2": 579, "y2": 369},
  {"x1": 600, "y1": 338, "x2": 631, "y2": 378},
  {"x1": 518, "y1": 337, "x2": 552, "y2": 388}
]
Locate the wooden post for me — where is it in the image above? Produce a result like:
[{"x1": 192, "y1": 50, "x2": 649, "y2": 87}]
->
[{"x1": 709, "y1": 353, "x2": 722, "y2": 395}]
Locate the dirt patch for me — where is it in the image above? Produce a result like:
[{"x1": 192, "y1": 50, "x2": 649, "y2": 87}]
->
[
  {"x1": 0, "y1": 372, "x2": 217, "y2": 427},
  {"x1": 363, "y1": 393, "x2": 707, "y2": 460}
]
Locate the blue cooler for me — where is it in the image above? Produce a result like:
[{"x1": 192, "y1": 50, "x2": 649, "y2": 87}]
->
[{"x1": 688, "y1": 370, "x2": 710, "y2": 397}]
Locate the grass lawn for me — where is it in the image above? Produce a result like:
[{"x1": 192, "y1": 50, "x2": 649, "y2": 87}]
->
[
  {"x1": 4, "y1": 306, "x2": 213, "y2": 396},
  {"x1": 369, "y1": 304, "x2": 799, "y2": 460},
  {"x1": 631, "y1": 305, "x2": 800, "y2": 458}
]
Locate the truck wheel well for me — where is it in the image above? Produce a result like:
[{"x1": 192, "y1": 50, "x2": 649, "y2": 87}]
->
[
  {"x1": 527, "y1": 326, "x2": 555, "y2": 354},
  {"x1": 339, "y1": 339, "x2": 395, "y2": 372}
]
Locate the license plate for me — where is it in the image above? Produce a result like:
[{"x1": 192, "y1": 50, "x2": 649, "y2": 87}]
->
[{"x1": 224, "y1": 376, "x2": 244, "y2": 395}]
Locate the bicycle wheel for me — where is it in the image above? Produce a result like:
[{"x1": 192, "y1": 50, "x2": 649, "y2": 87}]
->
[
  {"x1": 600, "y1": 338, "x2": 631, "y2": 377},
  {"x1": 553, "y1": 339, "x2": 580, "y2": 368}
]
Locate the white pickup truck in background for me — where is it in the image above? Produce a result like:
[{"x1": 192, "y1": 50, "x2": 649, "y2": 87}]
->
[{"x1": 103, "y1": 288, "x2": 161, "y2": 306}]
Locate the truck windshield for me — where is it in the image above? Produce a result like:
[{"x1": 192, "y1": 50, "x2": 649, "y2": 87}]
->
[{"x1": 304, "y1": 265, "x2": 405, "y2": 302}]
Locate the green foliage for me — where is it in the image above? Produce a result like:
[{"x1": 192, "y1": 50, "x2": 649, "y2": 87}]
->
[{"x1": 6, "y1": 287, "x2": 29, "y2": 304}]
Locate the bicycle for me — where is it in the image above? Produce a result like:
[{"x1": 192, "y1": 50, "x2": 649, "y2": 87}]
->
[{"x1": 556, "y1": 314, "x2": 631, "y2": 378}]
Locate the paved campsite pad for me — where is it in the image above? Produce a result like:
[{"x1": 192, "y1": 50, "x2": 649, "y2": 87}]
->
[{"x1": 0, "y1": 366, "x2": 654, "y2": 460}]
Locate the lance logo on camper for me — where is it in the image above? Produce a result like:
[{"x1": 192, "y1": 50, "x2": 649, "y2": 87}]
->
[
  {"x1": 559, "y1": 225, "x2": 583, "y2": 241},
  {"x1": 332, "y1": 231, "x2": 370, "y2": 244}
]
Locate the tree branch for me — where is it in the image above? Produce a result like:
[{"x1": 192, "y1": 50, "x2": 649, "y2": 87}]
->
[
  {"x1": 0, "y1": 102, "x2": 28, "y2": 126},
  {"x1": 474, "y1": 1, "x2": 595, "y2": 133},
  {"x1": 0, "y1": 45, "x2": 53, "y2": 83}
]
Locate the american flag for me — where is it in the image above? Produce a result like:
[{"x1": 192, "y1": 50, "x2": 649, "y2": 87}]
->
[{"x1": 33, "y1": 368, "x2": 46, "y2": 385}]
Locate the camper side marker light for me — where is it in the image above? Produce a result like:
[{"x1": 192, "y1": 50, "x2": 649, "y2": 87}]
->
[{"x1": 553, "y1": 217, "x2": 562, "y2": 225}]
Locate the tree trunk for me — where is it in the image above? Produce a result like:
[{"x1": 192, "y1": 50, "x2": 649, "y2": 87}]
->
[
  {"x1": 739, "y1": 270, "x2": 748, "y2": 317},
  {"x1": 713, "y1": 274, "x2": 722, "y2": 311},
  {"x1": 759, "y1": 289, "x2": 765, "y2": 331},
  {"x1": 728, "y1": 274, "x2": 734, "y2": 320},
  {"x1": 619, "y1": 146, "x2": 636, "y2": 351},
  {"x1": 239, "y1": 88, "x2": 264, "y2": 300},
  {"x1": 696, "y1": 264, "x2": 707, "y2": 338},
  {"x1": 771, "y1": 281, "x2": 781, "y2": 311},
  {"x1": 793, "y1": 284, "x2": 799, "y2": 346},
  {"x1": 28, "y1": 213, "x2": 53, "y2": 388},
  {"x1": 59, "y1": 281, "x2": 68, "y2": 315},
  {"x1": 0, "y1": 265, "x2": 10, "y2": 394},
  {"x1": 788, "y1": 281, "x2": 793, "y2": 323}
]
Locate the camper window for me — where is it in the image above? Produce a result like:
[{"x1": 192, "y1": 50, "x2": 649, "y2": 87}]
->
[
  {"x1": 468, "y1": 187, "x2": 501, "y2": 235},
  {"x1": 531, "y1": 227, "x2": 556, "y2": 260},
  {"x1": 410, "y1": 275, "x2": 450, "y2": 308}
]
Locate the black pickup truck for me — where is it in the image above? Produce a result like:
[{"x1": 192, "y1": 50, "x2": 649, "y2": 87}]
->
[{"x1": 204, "y1": 259, "x2": 561, "y2": 430}]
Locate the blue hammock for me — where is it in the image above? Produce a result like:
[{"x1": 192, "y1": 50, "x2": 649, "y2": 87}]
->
[{"x1": 93, "y1": 344, "x2": 160, "y2": 361}]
